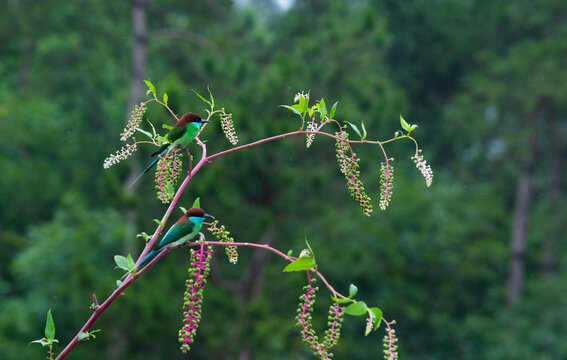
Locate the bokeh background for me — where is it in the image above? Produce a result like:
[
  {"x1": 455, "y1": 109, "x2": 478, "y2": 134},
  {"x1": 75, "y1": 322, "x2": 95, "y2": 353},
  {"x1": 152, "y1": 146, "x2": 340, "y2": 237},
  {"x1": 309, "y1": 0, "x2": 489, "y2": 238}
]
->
[{"x1": 1, "y1": 0, "x2": 566, "y2": 359}]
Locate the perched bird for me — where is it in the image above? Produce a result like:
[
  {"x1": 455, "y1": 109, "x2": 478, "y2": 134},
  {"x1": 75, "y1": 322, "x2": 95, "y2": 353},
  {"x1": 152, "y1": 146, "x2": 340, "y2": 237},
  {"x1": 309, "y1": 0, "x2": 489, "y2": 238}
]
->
[
  {"x1": 129, "y1": 113, "x2": 210, "y2": 187},
  {"x1": 138, "y1": 207, "x2": 214, "y2": 267}
]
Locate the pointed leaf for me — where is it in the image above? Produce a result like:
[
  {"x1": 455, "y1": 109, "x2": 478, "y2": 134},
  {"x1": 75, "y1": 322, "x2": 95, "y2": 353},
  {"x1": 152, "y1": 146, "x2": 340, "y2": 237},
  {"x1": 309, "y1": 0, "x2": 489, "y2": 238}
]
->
[
  {"x1": 207, "y1": 86, "x2": 214, "y2": 109},
  {"x1": 282, "y1": 255, "x2": 316, "y2": 272},
  {"x1": 30, "y1": 339, "x2": 49, "y2": 346},
  {"x1": 304, "y1": 238, "x2": 315, "y2": 258},
  {"x1": 192, "y1": 89, "x2": 212, "y2": 107},
  {"x1": 297, "y1": 95, "x2": 309, "y2": 114},
  {"x1": 348, "y1": 284, "x2": 358, "y2": 298},
  {"x1": 279, "y1": 105, "x2": 302, "y2": 117},
  {"x1": 136, "y1": 128, "x2": 153, "y2": 139},
  {"x1": 410, "y1": 124, "x2": 418, "y2": 132},
  {"x1": 163, "y1": 93, "x2": 168, "y2": 104},
  {"x1": 78, "y1": 332, "x2": 90, "y2": 341},
  {"x1": 344, "y1": 301, "x2": 368, "y2": 316},
  {"x1": 369, "y1": 307, "x2": 383, "y2": 330},
  {"x1": 318, "y1": 98, "x2": 327, "y2": 121},
  {"x1": 116, "y1": 280, "x2": 123, "y2": 287},
  {"x1": 126, "y1": 253, "x2": 136, "y2": 271},
  {"x1": 346, "y1": 122, "x2": 362, "y2": 139},
  {"x1": 361, "y1": 121, "x2": 367, "y2": 140},
  {"x1": 192, "y1": 197, "x2": 200, "y2": 208},
  {"x1": 179, "y1": 207, "x2": 188, "y2": 214},
  {"x1": 331, "y1": 296, "x2": 353, "y2": 304},
  {"x1": 286, "y1": 250, "x2": 293, "y2": 257},
  {"x1": 114, "y1": 255, "x2": 130, "y2": 271},
  {"x1": 144, "y1": 80, "x2": 156, "y2": 96},
  {"x1": 400, "y1": 115, "x2": 411, "y2": 132},
  {"x1": 329, "y1": 101, "x2": 338, "y2": 119},
  {"x1": 45, "y1": 309, "x2": 55, "y2": 340},
  {"x1": 162, "y1": 124, "x2": 173, "y2": 131}
]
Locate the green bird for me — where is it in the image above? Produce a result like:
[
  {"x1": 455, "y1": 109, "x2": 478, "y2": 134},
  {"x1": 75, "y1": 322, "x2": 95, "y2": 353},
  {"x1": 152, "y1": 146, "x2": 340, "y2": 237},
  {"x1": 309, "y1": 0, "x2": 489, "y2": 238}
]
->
[
  {"x1": 138, "y1": 207, "x2": 214, "y2": 267},
  {"x1": 130, "y1": 113, "x2": 210, "y2": 186}
]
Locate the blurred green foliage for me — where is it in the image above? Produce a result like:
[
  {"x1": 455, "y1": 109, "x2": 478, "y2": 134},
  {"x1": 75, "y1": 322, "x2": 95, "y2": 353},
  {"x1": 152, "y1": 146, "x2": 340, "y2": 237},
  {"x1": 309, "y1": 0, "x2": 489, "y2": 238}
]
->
[{"x1": 1, "y1": 0, "x2": 566, "y2": 359}]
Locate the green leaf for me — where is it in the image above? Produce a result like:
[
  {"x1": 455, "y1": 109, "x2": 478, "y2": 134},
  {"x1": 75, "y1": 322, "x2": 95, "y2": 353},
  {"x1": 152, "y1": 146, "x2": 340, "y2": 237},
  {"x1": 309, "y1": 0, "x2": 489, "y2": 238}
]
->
[
  {"x1": 346, "y1": 122, "x2": 362, "y2": 139},
  {"x1": 144, "y1": 80, "x2": 156, "y2": 96},
  {"x1": 331, "y1": 296, "x2": 353, "y2": 304},
  {"x1": 304, "y1": 238, "x2": 315, "y2": 258},
  {"x1": 279, "y1": 105, "x2": 302, "y2": 117},
  {"x1": 116, "y1": 280, "x2": 123, "y2": 287},
  {"x1": 153, "y1": 219, "x2": 163, "y2": 227},
  {"x1": 156, "y1": 136, "x2": 169, "y2": 145},
  {"x1": 369, "y1": 307, "x2": 383, "y2": 330},
  {"x1": 179, "y1": 207, "x2": 188, "y2": 214},
  {"x1": 136, "y1": 232, "x2": 149, "y2": 241},
  {"x1": 361, "y1": 121, "x2": 367, "y2": 141},
  {"x1": 192, "y1": 89, "x2": 212, "y2": 107},
  {"x1": 394, "y1": 131, "x2": 402, "y2": 138},
  {"x1": 410, "y1": 124, "x2": 418, "y2": 132},
  {"x1": 114, "y1": 255, "x2": 130, "y2": 271},
  {"x1": 136, "y1": 128, "x2": 153, "y2": 139},
  {"x1": 297, "y1": 95, "x2": 309, "y2": 114},
  {"x1": 207, "y1": 86, "x2": 215, "y2": 109},
  {"x1": 400, "y1": 115, "x2": 411, "y2": 132},
  {"x1": 348, "y1": 284, "x2": 358, "y2": 298},
  {"x1": 344, "y1": 301, "x2": 368, "y2": 316},
  {"x1": 126, "y1": 253, "x2": 136, "y2": 273},
  {"x1": 329, "y1": 101, "x2": 338, "y2": 119},
  {"x1": 162, "y1": 124, "x2": 173, "y2": 131},
  {"x1": 30, "y1": 339, "x2": 49, "y2": 347},
  {"x1": 163, "y1": 93, "x2": 168, "y2": 104},
  {"x1": 318, "y1": 98, "x2": 327, "y2": 121},
  {"x1": 286, "y1": 250, "x2": 293, "y2": 257},
  {"x1": 78, "y1": 332, "x2": 90, "y2": 341},
  {"x1": 45, "y1": 309, "x2": 55, "y2": 340},
  {"x1": 192, "y1": 197, "x2": 200, "y2": 208},
  {"x1": 282, "y1": 255, "x2": 316, "y2": 272}
]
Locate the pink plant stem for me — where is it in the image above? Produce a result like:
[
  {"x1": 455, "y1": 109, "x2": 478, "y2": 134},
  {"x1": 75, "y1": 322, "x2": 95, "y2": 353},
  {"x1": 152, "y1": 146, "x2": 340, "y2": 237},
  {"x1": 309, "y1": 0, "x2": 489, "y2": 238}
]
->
[
  {"x1": 58, "y1": 129, "x2": 364, "y2": 359},
  {"x1": 197, "y1": 241, "x2": 346, "y2": 300}
]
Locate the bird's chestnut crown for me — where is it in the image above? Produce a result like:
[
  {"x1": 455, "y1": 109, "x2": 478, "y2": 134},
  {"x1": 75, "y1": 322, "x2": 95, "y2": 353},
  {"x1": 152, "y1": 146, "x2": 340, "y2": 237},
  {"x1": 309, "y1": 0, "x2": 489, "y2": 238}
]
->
[{"x1": 175, "y1": 113, "x2": 209, "y2": 127}]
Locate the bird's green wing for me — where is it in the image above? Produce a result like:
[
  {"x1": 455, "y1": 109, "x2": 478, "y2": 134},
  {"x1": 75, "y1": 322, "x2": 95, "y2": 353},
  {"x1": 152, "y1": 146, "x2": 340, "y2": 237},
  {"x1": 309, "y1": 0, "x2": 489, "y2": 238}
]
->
[
  {"x1": 167, "y1": 125, "x2": 187, "y2": 144},
  {"x1": 159, "y1": 221, "x2": 196, "y2": 247}
]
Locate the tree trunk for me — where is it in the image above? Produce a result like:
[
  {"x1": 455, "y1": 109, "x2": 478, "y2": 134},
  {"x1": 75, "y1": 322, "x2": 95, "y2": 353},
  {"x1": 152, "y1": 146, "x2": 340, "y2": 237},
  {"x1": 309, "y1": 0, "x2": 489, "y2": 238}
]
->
[{"x1": 506, "y1": 106, "x2": 541, "y2": 305}]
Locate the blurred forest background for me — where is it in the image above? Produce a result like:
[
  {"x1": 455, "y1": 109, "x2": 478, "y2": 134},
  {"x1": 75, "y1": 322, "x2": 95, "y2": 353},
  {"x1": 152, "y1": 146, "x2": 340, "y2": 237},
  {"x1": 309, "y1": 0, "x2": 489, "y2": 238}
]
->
[{"x1": 1, "y1": 0, "x2": 566, "y2": 359}]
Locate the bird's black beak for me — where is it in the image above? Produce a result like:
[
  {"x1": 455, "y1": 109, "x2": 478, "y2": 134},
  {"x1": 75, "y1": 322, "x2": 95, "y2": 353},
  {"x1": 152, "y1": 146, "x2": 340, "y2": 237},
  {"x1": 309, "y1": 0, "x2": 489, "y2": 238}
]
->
[
  {"x1": 200, "y1": 119, "x2": 211, "y2": 123},
  {"x1": 204, "y1": 213, "x2": 215, "y2": 220}
]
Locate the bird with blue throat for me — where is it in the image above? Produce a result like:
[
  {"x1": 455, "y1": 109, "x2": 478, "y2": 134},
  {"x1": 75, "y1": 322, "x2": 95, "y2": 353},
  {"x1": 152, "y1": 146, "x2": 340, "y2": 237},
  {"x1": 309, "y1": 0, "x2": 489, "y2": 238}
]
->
[
  {"x1": 137, "y1": 207, "x2": 215, "y2": 268},
  {"x1": 129, "y1": 113, "x2": 210, "y2": 187}
]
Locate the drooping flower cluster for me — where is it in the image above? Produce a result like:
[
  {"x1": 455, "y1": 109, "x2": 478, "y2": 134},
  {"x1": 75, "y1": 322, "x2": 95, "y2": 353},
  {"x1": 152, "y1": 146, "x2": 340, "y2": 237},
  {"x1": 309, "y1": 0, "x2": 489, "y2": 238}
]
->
[
  {"x1": 296, "y1": 276, "x2": 344, "y2": 360},
  {"x1": 306, "y1": 117, "x2": 317, "y2": 148},
  {"x1": 155, "y1": 151, "x2": 182, "y2": 203},
  {"x1": 335, "y1": 131, "x2": 373, "y2": 216},
  {"x1": 207, "y1": 220, "x2": 238, "y2": 264},
  {"x1": 379, "y1": 161, "x2": 394, "y2": 210},
  {"x1": 103, "y1": 102, "x2": 147, "y2": 169},
  {"x1": 179, "y1": 243, "x2": 213, "y2": 353},
  {"x1": 219, "y1": 108, "x2": 238, "y2": 145},
  {"x1": 103, "y1": 142, "x2": 137, "y2": 169},
  {"x1": 120, "y1": 102, "x2": 147, "y2": 141},
  {"x1": 383, "y1": 320, "x2": 398, "y2": 360},
  {"x1": 412, "y1": 149, "x2": 433, "y2": 187}
]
